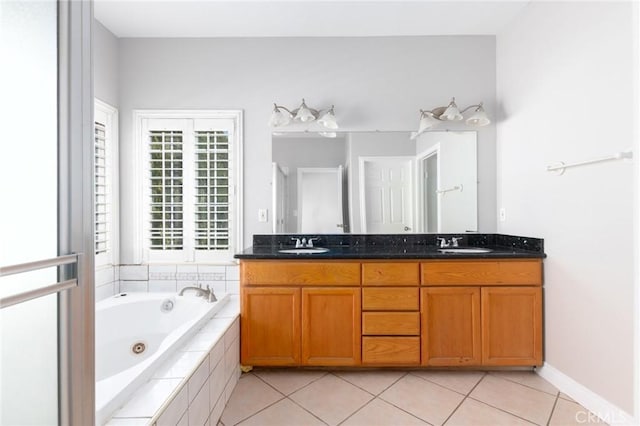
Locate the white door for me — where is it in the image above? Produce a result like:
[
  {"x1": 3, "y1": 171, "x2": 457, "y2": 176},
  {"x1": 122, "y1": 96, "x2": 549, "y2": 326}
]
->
[
  {"x1": 360, "y1": 157, "x2": 414, "y2": 233},
  {"x1": 297, "y1": 167, "x2": 344, "y2": 233}
]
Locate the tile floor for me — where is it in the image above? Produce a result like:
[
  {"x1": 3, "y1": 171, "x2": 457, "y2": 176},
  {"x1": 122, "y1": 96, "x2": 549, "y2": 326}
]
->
[{"x1": 218, "y1": 369, "x2": 608, "y2": 426}]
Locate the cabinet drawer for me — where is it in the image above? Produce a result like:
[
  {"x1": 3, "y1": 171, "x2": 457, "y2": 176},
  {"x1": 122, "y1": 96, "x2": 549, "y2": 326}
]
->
[
  {"x1": 362, "y1": 312, "x2": 420, "y2": 335},
  {"x1": 362, "y1": 288, "x2": 419, "y2": 311},
  {"x1": 362, "y1": 337, "x2": 421, "y2": 365},
  {"x1": 362, "y1": 263, "x2": 419, "y2": 286},
  {"x1": 421, "y1": 260, "x2": 542, "y2": 286},
  {"x1": 241, "y1": 261, "x2": 361, "y2": 286}
]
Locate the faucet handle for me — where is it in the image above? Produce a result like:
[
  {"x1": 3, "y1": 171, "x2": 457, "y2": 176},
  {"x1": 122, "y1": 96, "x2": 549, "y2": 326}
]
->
[
  {"x1": 291, "y1": 237, "x2": 302, "y2": 248},
  {"x1": 437, "y1": 237, "x2": 449, "y2": 248},
  {"x1": 307, "y1": 238, "x2": 319, "y2": 247},
  {"x1": 451, "y1": 237, "x2": 462, "y2": 247}
]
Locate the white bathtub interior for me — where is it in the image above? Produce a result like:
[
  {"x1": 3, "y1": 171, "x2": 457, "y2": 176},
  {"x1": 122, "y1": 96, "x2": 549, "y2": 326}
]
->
[{"x1": 95, "y1": 292, "x2": 230, "y2": 425}]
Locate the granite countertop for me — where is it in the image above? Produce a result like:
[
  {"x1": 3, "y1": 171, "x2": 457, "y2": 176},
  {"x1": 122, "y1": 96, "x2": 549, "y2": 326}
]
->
[{"x1": 234, "y1": 233, "x2": 546, "y2": 260}]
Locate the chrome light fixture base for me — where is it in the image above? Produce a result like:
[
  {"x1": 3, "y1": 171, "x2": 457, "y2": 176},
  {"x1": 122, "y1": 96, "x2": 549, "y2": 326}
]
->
[
  {"x1": 269, "y1": 98, "x2": 338, "y2": 136},
  {"x1": 412, "y1": 97, "x2": 490, "y2": 139}
]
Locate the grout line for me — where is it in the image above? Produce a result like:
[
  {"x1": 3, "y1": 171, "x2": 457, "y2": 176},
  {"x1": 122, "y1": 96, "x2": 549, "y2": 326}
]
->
[
  {"x1": 465, "y1": 396, "x2": 541, "y2": 425},
  {"x1": 408, "y1": 370, "x2": 483, "y2": 397},
  {"x1": 250, "y1": 371, "x2": 289, "y2": 398},
  {"x1": 488, "y1": 371, "x2": 559, "y2": 396},
  {"x1": 222, "y1": 372, "x2": 287, "y2": 426},
  {"x1": 252, "y1": 369, "x2": 329, "y2": 396},
  {"x1": 330, "y1": 370, "x2": 408, "y2": 397},
  {"x1": 546, "y1": 393, "x2": 560, "y2": 426},
  {"x1": 285, "y1": 396, "x2": 330, "y2": 425},
  {"x1": 441, "y1": 371, "x2": 487, "y2": 425}
]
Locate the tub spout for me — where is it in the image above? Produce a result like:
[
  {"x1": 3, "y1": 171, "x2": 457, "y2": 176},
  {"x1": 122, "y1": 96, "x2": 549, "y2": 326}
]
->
[{"x1": 178, "y1": 285, "x2": 217, "y2": 303}]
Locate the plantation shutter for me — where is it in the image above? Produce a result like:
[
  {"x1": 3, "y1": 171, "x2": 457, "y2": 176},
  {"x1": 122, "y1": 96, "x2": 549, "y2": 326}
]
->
[
  {"x1": 148, "y1": 129, "x2": 184, "y2": 251},
  {"x1": 94, "y1": 115, "x2": 111, "y2": 263},
  {"x1": 143, "y1": 117, "x2": 235, "y2": 262}
]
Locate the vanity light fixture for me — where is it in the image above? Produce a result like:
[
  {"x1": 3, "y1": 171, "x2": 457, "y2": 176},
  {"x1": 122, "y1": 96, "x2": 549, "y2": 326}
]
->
[
  {"x1": 268, "y1": 99, "x2": 338, "y2": 135},
  {"x1": 412, "y1": 97, "x2": 490, "y2": 139}
]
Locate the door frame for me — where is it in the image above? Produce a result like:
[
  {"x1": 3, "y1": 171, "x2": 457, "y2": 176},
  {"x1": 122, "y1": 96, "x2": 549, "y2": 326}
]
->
[
  {"x1": 416, "y1": 145, "x2": 441, "y2": 233},
  {"x1": 58, "y1": 1, "x2": 95, "y2": 424}
]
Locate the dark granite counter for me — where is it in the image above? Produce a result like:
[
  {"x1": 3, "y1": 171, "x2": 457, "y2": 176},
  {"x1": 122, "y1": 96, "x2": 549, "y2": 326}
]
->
[{"x1": 234, "y1": 234, "x2": 546, "y2": 260}]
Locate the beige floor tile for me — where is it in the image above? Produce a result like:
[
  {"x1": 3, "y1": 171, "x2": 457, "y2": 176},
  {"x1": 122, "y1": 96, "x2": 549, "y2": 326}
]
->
[
  {"x1": 237, "y1": 398, "x2": 326, "y2": 426},
  {"x1": 342, "y1": 398, "x2": 429, "y2": 426},
  {"x1": 254, "y1": 369, "x2": 327, "y2": 395},
  {"x1": 490, "y1": 371, "x2": 559, "y2": 395},
  {"x1": 289, "y1": 374, "x2": 373, "y2": 425},
  {"x1": 220, "y1": 374, "x2": 284, "y2": 425},
  {"x1": 559, "y1": 392, "x2": 576, "y2": 402},
  {"x1": 379, "y1": 374, "x2": 464, "y2": 425},
  {"x1": 549, "y1": 398, "x2": 608, "y2": 425},
  {"x1": 470, "y1": 375, "x2": 556, "y2": 425},
  {"x1": 446, "y1": 398, "x2": 535, "y2": 426},
  {"x1": 335, "y1": 370, "x2": 407, "y2": 395},
  {"x1": 410, "y1": 370, "x2": 485, "y2": 395}
]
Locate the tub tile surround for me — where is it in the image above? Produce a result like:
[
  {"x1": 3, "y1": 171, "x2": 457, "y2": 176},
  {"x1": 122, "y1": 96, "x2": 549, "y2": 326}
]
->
[
  {"x1": 96, "y1": 265, "x2": 119, "y2": 302},
  {"x1": 115, "y1": 264, "x2": 240, "y2": 298},
  {"x1": 106, "y1": 296, "x2": 240, "y2": 426}
]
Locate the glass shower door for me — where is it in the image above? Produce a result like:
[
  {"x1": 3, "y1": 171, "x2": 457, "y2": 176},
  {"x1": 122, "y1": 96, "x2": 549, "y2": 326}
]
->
[{"x1": 0, "y1": 1, "x2": 62, "y2": 424}]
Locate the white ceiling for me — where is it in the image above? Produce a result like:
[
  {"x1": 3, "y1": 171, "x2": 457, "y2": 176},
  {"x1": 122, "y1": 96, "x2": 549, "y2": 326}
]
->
[{"x1": 94, "y1": 1, "x2": 530, "y2": 38}]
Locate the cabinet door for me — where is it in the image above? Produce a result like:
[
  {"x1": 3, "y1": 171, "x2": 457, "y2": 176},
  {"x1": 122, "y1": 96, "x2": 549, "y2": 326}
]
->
[
  {"x1": 302, "y1": 288, "x2": 361, "y2": 366},
  {"x1": 481, "y1": 287, "x2": 542, "y2": 366},
  {"x1": 421, "y1": 287, "x2": 481, "y2": 366},
  {"x1": 241, "y1": 287, "x2": 301, "y2": 366}
]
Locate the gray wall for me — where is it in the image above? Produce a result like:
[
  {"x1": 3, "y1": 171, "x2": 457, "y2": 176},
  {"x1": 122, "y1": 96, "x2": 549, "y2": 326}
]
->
[
  {"x1": 94, "y1": 20, "x2": 119, "y2": 107},
  {"x1": 117, "y1": 36, "x2": 497, "y2": 260},
  {"x1": 497, "y1": 1, "x2": 637, "y2": 415}
]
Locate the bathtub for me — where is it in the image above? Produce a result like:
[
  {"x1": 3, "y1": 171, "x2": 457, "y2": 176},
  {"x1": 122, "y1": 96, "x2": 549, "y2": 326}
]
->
[{"x1": 95, "y1": 291, "x2": 229, "y2": 425}]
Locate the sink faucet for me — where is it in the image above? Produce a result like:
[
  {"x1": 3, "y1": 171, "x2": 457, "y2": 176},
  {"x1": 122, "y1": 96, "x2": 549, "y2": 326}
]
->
[
  {"x1": 437, "y1": 237, "x2": 451, "y2": 248},
  {"x1": 178, "y1": 285, "x2": 217, "y2": 302},
  {"x1": 291, "y1": 237, "x2": 320, "y2": 248}
]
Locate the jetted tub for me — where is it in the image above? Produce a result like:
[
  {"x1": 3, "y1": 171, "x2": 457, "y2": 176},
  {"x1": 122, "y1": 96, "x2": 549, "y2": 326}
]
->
[{"x1": 95, "y1": 291, "x2": 229, "y2": 425}]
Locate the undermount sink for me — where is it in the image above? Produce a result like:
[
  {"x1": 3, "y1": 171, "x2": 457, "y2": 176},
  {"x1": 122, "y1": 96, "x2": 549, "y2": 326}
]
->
[
  {"x1": 438, "y1": 247, "x2": 493, "y2": 254},
  {"x1": 278, "y1": 247, "x2": 330, "y2": 254}
]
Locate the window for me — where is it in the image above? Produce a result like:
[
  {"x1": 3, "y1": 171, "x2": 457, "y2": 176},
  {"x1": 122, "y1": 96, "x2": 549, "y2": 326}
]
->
[
  {"x1": 94, "y1": 100, "x2": 118, "y2": 266},
  {"x1": 136, "y1": 111, "x2": 242, "y2": 263}
]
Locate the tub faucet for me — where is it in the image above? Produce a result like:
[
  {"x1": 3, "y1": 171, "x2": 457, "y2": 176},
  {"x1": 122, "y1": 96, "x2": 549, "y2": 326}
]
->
[{"x1": 179, "y1": 285, "x2": 217, "y2": 302}]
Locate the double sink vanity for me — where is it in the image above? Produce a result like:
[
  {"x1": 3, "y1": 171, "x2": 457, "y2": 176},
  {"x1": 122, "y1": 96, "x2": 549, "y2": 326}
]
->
[{"x1": 235, "y1": 234, "x2": 545, "y2": 369}]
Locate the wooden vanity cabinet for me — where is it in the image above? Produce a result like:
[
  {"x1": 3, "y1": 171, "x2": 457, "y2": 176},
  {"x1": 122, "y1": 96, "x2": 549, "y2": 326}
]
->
[
  {"x1": 481, "y1": 286, "x2": 542, "y2": 365},
  {"x1": 421, "y1": 259, "x2": 543, "y2": 367},
  {"x1": 302, "y1": 287, "x2": 361, "y2": 365},
  {"x1": 240, "y1": 258, "x2": 543, "y2": 368},
  {"x1": 421, "y1": 287, "x2": 481, "y2": 366},
  {"x1": 240, "y1": 261, "x2": 361, "y2": 367},
  {"x1": 361, "y1": 262, "x2": 421, "y2": 365},
  {"x1": 241, "y1": 287, "x2": 301, "y2": 365}
]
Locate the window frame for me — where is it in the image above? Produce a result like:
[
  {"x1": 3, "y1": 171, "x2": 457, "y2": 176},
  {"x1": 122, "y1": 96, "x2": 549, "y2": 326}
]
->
[
  {"x1": 133, "y1": 110, "x2": 243, "y2": 264},
  {"x1": 94, "y1": 99, "x2": 119, "y2": 267}
]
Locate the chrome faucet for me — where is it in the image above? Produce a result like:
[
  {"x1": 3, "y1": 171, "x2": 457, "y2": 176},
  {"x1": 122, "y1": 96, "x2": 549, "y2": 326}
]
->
[
  {"x1": 178, "y1": 285, "x2": 217, "y2": 302},
  {"x1": 437, "y1": 237, "x2": 451, "y2": 248},
  {"x1": 438, "y1": 237, "x2": 463, "y2": 248},
  {"x1": 291, "y1": 237, "x2": 320, "y2": 248}
]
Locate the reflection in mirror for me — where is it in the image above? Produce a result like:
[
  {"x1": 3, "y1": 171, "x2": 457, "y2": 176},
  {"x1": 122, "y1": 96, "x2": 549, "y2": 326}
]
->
[{"x1": 272, "y1": 131, "x2": 477, "y2": 234}]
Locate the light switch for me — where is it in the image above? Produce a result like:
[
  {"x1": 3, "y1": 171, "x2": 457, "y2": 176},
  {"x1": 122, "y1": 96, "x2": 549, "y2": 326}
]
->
[
  {"x1": 499, "y1": 207, "x2": 506, "y2": 222},
  {"x1": 258, "y1": 208, "x2": 268, "y2": 223}
]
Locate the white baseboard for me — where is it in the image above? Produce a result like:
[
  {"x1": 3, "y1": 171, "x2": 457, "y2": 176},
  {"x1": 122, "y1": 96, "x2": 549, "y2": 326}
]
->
[{"x1": 536, "y1": 363, "x2": 638, "y2": 426}]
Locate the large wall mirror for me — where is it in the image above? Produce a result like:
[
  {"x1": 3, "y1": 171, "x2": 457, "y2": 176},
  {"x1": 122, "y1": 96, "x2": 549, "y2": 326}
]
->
[{"x1": 272, "y1": 131, "x2": 477, "y2": 234}]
